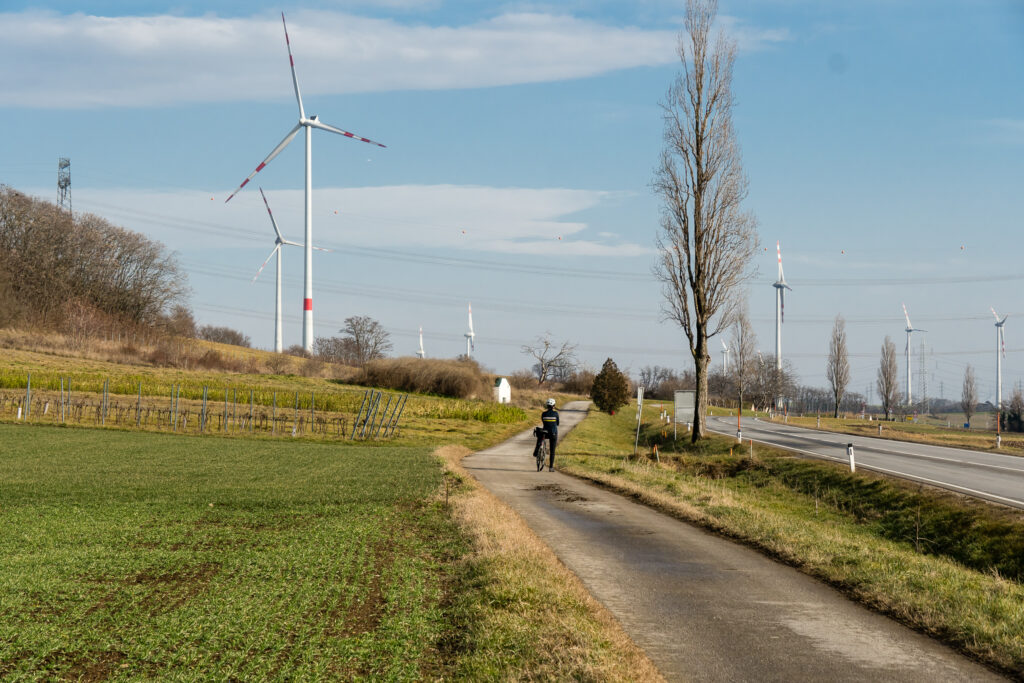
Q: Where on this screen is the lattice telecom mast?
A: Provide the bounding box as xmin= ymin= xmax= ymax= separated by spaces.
xmin=57 ymin=157 xmax=71 ymax=214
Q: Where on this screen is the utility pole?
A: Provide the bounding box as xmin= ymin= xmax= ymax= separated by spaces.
xmin=57 ymin=157 xmax=71 ymax=214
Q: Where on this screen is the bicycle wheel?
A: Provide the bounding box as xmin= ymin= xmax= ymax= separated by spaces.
xmin=536 ymin=440 xmax=547 ymax=471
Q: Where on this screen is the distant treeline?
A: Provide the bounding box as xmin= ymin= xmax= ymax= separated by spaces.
xmin=0 ymin=185 xmax=188 ymax=336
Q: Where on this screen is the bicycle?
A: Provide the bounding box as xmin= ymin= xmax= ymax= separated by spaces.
xmin=533 ymin=427 xmax=549 ymax=472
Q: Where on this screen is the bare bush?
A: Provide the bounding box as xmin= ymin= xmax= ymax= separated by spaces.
xmin=198 ymin=325 xmax=251 ymax=347
xmin=355 ymin=357 xmax=490 ymax=399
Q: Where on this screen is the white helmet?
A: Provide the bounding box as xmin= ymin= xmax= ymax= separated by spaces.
xmin=546 ymin=398 xmax=556 ymax=407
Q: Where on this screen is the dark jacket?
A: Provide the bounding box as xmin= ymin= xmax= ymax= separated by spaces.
xmin=541 ymin=408 xmax=559 ymax=436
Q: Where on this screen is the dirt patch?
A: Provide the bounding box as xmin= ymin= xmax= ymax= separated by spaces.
xmin=533 ymin=484 xmax=589 ymax=503
xmin=337 ymin=543 xmax=391 ymax=638
xmin=62 ymin=650 xmax=127 ymax=682
xmin=125 ymin=562 xmax=220 ymax=615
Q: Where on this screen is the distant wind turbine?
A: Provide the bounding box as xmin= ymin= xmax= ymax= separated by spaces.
xmin=465 ymin=304 xmax=475 ymax=358
xmin=252 ymin=187 xmax=329 ymax=353
xmin=992 ymin=307 xmax=1008 ymax=413
xmin=226 ymin=13 xmax=386 ymax=353
xmin=902 ymin=303 xmax=926 ymax=406
xmin=773 ymin=241 xmax=792 ymax=371
xmin=721 ymin=339 xmax=730 ymax=374
xmin=416 ymin=326 xmax=426 ymax=359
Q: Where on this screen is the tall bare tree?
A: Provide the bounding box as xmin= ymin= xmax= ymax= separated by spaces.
xmin=654 ymin=0 xmax=759 ymax=442
xmin=961 ymin=364 xmax=978 ymax=427
xmin=826 ymin=315 xmax=850 ymax=418
xmin=877 ymin=336 xmax=901 ymax=420
xmin=729 ymin=303 xmax=758 ymax=415
xmin=340 ymin=316 xmax=392 ymax=366
xmin=521 ymin=333 xmax=578 ymax=385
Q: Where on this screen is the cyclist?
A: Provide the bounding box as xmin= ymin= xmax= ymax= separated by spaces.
xmin=533 ymin=398 xmax=559 ymax=471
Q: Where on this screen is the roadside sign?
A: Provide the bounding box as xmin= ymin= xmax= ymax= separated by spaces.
xmin=674 ymin=390 xmax=695 ymax=425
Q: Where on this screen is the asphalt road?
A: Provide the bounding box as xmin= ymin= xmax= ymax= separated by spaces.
xmin=463 ymin=402 xmax=1003 ymax=682
xmin=706 ymin=415 xmax=1024 ymax=509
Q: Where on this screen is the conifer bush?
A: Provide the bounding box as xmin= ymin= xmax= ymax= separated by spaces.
xmin=591 ymin=358 xmax=628 ymax=414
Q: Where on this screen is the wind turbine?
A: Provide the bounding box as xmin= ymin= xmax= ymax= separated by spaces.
xmin=902 ymin=303 xmax=926 ymax=406
xmin=226 ymin=13 xmax=386 ymax=353
xmin=416 ymin=326 xmax=426 ymax=359
xmin=773 ymin=241 xmax=792 ymax=371
xmin=721 ymin=339 xmax=731 ymax=374
xmin=253 ymin=188 xmax=300 ymax=353
xmin=465 ymin=304 xmax=475 ymax=358
xmin=992 ymin=307 xmax=1007 ymax=414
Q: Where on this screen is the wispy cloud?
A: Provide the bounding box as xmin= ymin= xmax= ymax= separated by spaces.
xmin=0 ymin=9 xmax=786 ymax=108
xmin=67 ymin=184 xmax=651 ymax=256
xmin=984 ymin=118 xmax=1024 ymax=144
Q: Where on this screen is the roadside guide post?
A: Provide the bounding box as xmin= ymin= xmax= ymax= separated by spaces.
xmin=633 ymin=386 xmax=644 ymax=456
xmin=847 ymin=443 xmax=856 ymax=473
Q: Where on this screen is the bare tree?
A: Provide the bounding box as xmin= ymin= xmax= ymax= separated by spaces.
xmin=729 ymin=303 xmax=758 ymax=415
xmin=826 ymin=315 xmax=850 ymax=418
xmin=521 ymin=333 xmax=578 ymax=385
xmin=877 ymin=336 xmax=901 ymax=420
xmin=198 ymin=325 xmax=251 ymax=347
xmin=340 ymin=316 xmax=392 ymax=366
xmin=961 ymin=364 xmax=978 ymax=427
xmin=654 ymin=0 xmax=759 ymax=442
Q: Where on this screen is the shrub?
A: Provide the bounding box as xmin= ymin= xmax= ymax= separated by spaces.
xmin=355 ymin=357 xmax=491 ymax=399
xmin=508 ymin=369 xmax=538 ymax=390
xmin=561 ymin=367 xmax=596 ymax=396
xmin=592 ymin=358 xmax=629 ymax=414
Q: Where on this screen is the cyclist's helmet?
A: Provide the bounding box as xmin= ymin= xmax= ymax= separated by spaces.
xmin=546 ymin=398 xmax=556 ymax=407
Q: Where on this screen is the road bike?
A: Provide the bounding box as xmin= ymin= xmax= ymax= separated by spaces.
xmin=533 ymin=427 xmax=549 ymax=472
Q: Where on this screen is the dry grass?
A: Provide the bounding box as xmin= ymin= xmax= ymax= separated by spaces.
xmin=356 ymin=357 xmax=492 ymax=399
xmin=435 ymin=445 xmax=664 ymax=681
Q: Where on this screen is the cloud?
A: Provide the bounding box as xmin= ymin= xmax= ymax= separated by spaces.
xmin=66 ymin=184 xmax=652 ymax=256
xmin=0 ymin=9 xmax=786 ymax=108
xmin=984 ymin=119 xmax=1024 ymax=144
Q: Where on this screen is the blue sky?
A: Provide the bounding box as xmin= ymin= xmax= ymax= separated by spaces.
xmin=2 ymin=0 xmax=1023 ymax=406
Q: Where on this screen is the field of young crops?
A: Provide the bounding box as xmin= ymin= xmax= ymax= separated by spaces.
xmin=0 ymin=424 xmax=468 ymax=680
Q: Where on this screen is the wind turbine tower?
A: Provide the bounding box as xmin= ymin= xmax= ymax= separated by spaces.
xmin=992 ymin=307 xmax=1008 ymax=414
xmin=252 ymin=188 xmax=303 ymax=353
xmin=416 ymin=326 xmax=426 ymax=359
xmin=902 ymin=303 xmax=926 ymax=406
xmin=226 ymin=13 xmax=386 ymax=353
xmin=465 ymin=304 xmax=475 ymax=358
xmin=773 ymin=241 xmax=792 ymax=370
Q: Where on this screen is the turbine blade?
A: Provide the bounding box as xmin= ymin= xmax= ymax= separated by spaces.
xmin=281 ymin=239 xmax=303 ymax=247
xmin=259 ymin=187 xmax=284 ymax=241
xmin=281 ymin=13 xmax=305 ymax=120
xmin=252 ymin=245 xmax=281 ymax=283
xmin=306 ymin=118 xmax=386 ymax=148
xmin=312 ymin=245 xmax=333 ymax=252
xmin=991 ymin=306 xmax=1000 ymax=321
xmin=902 ymin=303 xmax=912 ymax=329
xmin=225 ymin=124 xmax=302 ymax=203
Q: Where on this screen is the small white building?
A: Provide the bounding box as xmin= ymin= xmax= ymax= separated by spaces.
xmin=493 ymin=377 xmax=511 ymax=404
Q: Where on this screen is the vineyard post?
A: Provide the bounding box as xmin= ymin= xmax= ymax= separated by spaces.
xmin=60 ymin=377 xmax=65 ymax=423
xmin=310 ymin=392 xmax=315 ymax=431
xmin=25 ymin=373 xmax=31 ymax=420
xmin=136 ymin=381 xmax=142 ymax=427
xmin=232 ymin=389 xmax=237 ymax=431
xmin=373 ymin=394 xmax=394 ymax=438
xmin=350 ymin=390 xmax=370 ymax=440
xmin=223 ymin=388 xmax=228 ymax=433
xmin=272 ymin=392 xmax=277 ymax=434
xmin=249 ymin=390 xmax=254 ymax=433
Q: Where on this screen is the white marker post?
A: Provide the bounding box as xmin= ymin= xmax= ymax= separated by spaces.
xmin=847 ymin=443 xmax=856 ymax=473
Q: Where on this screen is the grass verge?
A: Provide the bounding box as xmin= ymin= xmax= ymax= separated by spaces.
xmin=558 ymin=408 xmax=1024 ymax=678
xmin=433 ymin=445 xmax=664 ymax=681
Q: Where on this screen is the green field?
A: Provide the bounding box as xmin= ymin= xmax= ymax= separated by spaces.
xmin=0 ymin=424 xmax=465 ymax=680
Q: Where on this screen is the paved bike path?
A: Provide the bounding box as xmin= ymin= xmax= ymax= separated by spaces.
xmin=462 ymin=402 xmax=1003 ymax=682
